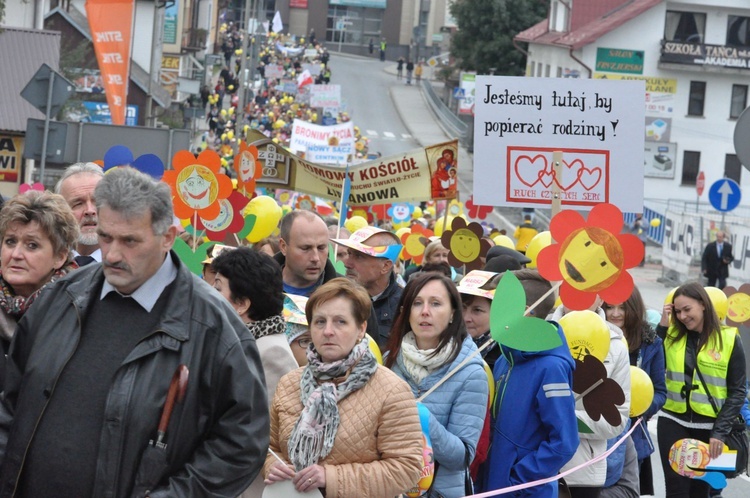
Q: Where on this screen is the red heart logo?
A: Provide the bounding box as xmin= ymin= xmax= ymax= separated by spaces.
xmin=538 ymin=169 xmax=554 ymax=188
xmin=553 ymin=159 xmax=584 ymax=190
xmin=514 ymin=154 xmax=548 ymax=188
xmin=578 ymin=167 xmax=602 ymax=190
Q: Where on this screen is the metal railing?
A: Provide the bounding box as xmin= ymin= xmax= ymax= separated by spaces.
xmin=421 ymin=79 xmax=469 ymax=143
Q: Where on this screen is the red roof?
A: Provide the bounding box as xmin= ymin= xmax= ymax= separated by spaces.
xmin=516 ymin=0 xmax=662 ymax=50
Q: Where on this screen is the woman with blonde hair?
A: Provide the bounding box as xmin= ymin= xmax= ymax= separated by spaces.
xmin=0 ymin=191 xmax=78 ymax=351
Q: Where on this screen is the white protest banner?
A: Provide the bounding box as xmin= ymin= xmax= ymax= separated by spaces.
xmin=307 ymin=147 xmax=350 ymax=165
xmin=302 ymin=63 xmax=322 ymax=76
xmin=473 ymin=76 xmax=645 ymax=212
xmin=265 ymin=64 xmax=284 ymax=79
xmin=290 ymin=119 xmax=354 ymax=154
xmin=304 ymin=48 xmax=318 ymax=58
xmin=310 ymin=84 xmax=342 ymax=108
xmin=662 ymin=210 xmax=697 ymax=276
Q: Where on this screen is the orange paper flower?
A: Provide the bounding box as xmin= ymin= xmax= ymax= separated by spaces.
xmin=401 ymin=224 xmax=435 ymax=265
xmin=163 ymin=150 xmax=233 ymax=220
xmin=537 ymin=204 xmax=643 ymax=310
xmin=234 ymin=141 xmax=263 ymax=194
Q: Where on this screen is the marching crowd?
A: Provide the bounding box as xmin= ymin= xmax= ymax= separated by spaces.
xmin=0 ymin=160 xmax=745 ymax=498
xmin=0 ymin=24 xmax=746 ymax=498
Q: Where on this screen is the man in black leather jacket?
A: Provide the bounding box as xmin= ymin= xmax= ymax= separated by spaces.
xmin=0 ymin=168 xmax=269 ymax=497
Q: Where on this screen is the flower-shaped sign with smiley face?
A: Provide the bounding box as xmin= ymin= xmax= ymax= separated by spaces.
xmin=723 ymin=284 xmax=750 ymax=327
xmin=440 ymin=217 xmax=492 ymax=272
xmin=401 ymin=223 xmax=435 ymax=265
xmin=388 ymin=203 xmax=415 ymax=230
xmin=194 ymin=191 xmax=251 ymax=242
xmin=537 ymin=204 xmax=644 ymax=311
xmin=163 ymin=149 xmax=234 ymax=221
xmin=233 ymin=141 xmax=263 ymax=195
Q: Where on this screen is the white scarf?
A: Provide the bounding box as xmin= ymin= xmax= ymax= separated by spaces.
xmin=400 ymin=331 xmax=455 ymax=385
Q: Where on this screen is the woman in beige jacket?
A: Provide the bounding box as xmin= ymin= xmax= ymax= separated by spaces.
xmin=264 ymin=278 xmax=424 ymax=498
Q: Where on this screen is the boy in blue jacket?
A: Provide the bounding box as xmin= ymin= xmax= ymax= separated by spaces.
xmin=483 ymin=270 xmax=579 ymax=497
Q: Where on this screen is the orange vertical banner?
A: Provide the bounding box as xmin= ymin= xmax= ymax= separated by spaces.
xmin=85 ymin=0 xmax=134 ymax=126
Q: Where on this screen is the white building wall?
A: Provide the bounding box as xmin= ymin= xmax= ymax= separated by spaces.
xmin=526 ymin=0 xmax=750 ymax=209
xmin=4 ymin=0 xmax=39 ymax=28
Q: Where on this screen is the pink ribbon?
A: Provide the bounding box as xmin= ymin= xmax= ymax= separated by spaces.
xmin=465 ymin=418 xmax=643 ymax=497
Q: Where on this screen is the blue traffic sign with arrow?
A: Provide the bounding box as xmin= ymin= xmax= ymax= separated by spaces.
xmin=708 ymin=178 xmax=741 ymax=212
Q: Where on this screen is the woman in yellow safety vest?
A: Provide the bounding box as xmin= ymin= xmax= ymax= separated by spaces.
xmin=656 ymin=281 xmax=746 ymax=498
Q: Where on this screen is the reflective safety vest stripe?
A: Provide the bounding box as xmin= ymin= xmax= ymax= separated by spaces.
xmin=663 ymin=327 xmax=735 ymax=417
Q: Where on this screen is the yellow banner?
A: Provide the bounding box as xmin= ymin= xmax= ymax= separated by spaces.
xmin=247 ymin=130 xmax=458 ymax=205
xmin=594 ymin=73 xmax=677 ymax=94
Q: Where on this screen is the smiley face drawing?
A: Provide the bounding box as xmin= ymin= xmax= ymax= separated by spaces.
xmin=727 ymin=292 xmax=750 ymax=324
xmin=177 ymin=165 xmax=218 ymax=210
xmin=440 ymin=217 xmax=491 ymax=271
xmin=237 ymin=150 xmax=257 ymax=183
xmin=558 ymin=227 xmax=624 ymax=292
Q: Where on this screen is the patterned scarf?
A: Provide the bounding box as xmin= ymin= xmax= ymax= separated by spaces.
xmin=400 ymin=331 xmax=455 ymax=385
xmin=246 ymin=314 xmax=286 ymax=340
xmin=287 ymin=338 xmax=378 ymax=471
xmin=0 ymin=264 xmax=73 ymax=318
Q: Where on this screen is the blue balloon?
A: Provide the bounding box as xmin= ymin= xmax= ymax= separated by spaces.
xmin=133 ymin=154 xmax=165 ymax=179
xmin=103 ymin=145 xmax=133 ymax=171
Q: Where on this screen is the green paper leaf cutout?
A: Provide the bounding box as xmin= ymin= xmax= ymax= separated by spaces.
xmin=173 ymin=238 xmax=216 ymax=276
xmin=490 ymin=271 xmax=563 ymax=352
xmin=577 ymin=417 xmax=594 ymax=434
xmin=237 ymin=214 xmax=257 ymax=240
xmin=329 ymin=244 xmax=346 ymax=275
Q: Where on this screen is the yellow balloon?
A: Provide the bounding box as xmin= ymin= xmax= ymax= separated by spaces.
xmin=220 ymin=109 xmax=227 ymax=116
xmin=650 ymin=218 xmax=661 ymax=228
xmin=629 ymin=366 xmax=654 ymax=417
xmin=705 ymin=286 xmax=728 ymax=322
xmin=525 ymin=231 xmax=552 ymax=269
xmin=344 ymin=215 xmax=368 ymax=234
xmin=226 ymin=130 xmax=234 ymax=140
xmin=366 ymin=334 xmax=382 ymax=365
xmin=558 ymin=310 xmax=610 ymax=362
xmin=664 ymin=287 xmax=678 ymax=304
xmin=412 ymin=206 xmax=423 ymax=219
xmin=492 ymin=234 xmax=515 ymax=249
xmin=244 ymin=195 xmax=282 ymax=243
xmin=483 ymin=361 xmax=495 ymax=406
xmin=433 ymin=216 xmax=454 ymax=237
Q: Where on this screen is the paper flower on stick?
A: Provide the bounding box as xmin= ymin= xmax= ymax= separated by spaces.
xmin=537 ymin=204 xmax=643 ymax=311
xmin=103 ymin=145 xmax=165 ymax=179
xmin=723 ymin=284 xmax=750 ymax=327
xmin=440 ymin=217 xmax=492 ymax=271
xmin=233 ymin=141 xmax=263 ymax=194
xmin=489 ymin=271 xmax=561 ymax=352
xmin=573 ymin=355 xmax=626 ymax=426
xmin=401 ymin=224 xmax=435 ymax=265
xmin=295 ymin=194 xmax=314 ymax=211
xmin=163 ymin=150 xmax=233 ymax=220
xmin=388 ymin=203 xmax=415 ymax=226
xmin=465 ymin=196 xmax=493 ymax=220
xmin=194 ymin=191 xmax=250 ymax=241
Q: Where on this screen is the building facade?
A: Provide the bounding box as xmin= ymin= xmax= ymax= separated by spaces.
xmin=516 ymin=0 xmax=750 ymax=211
